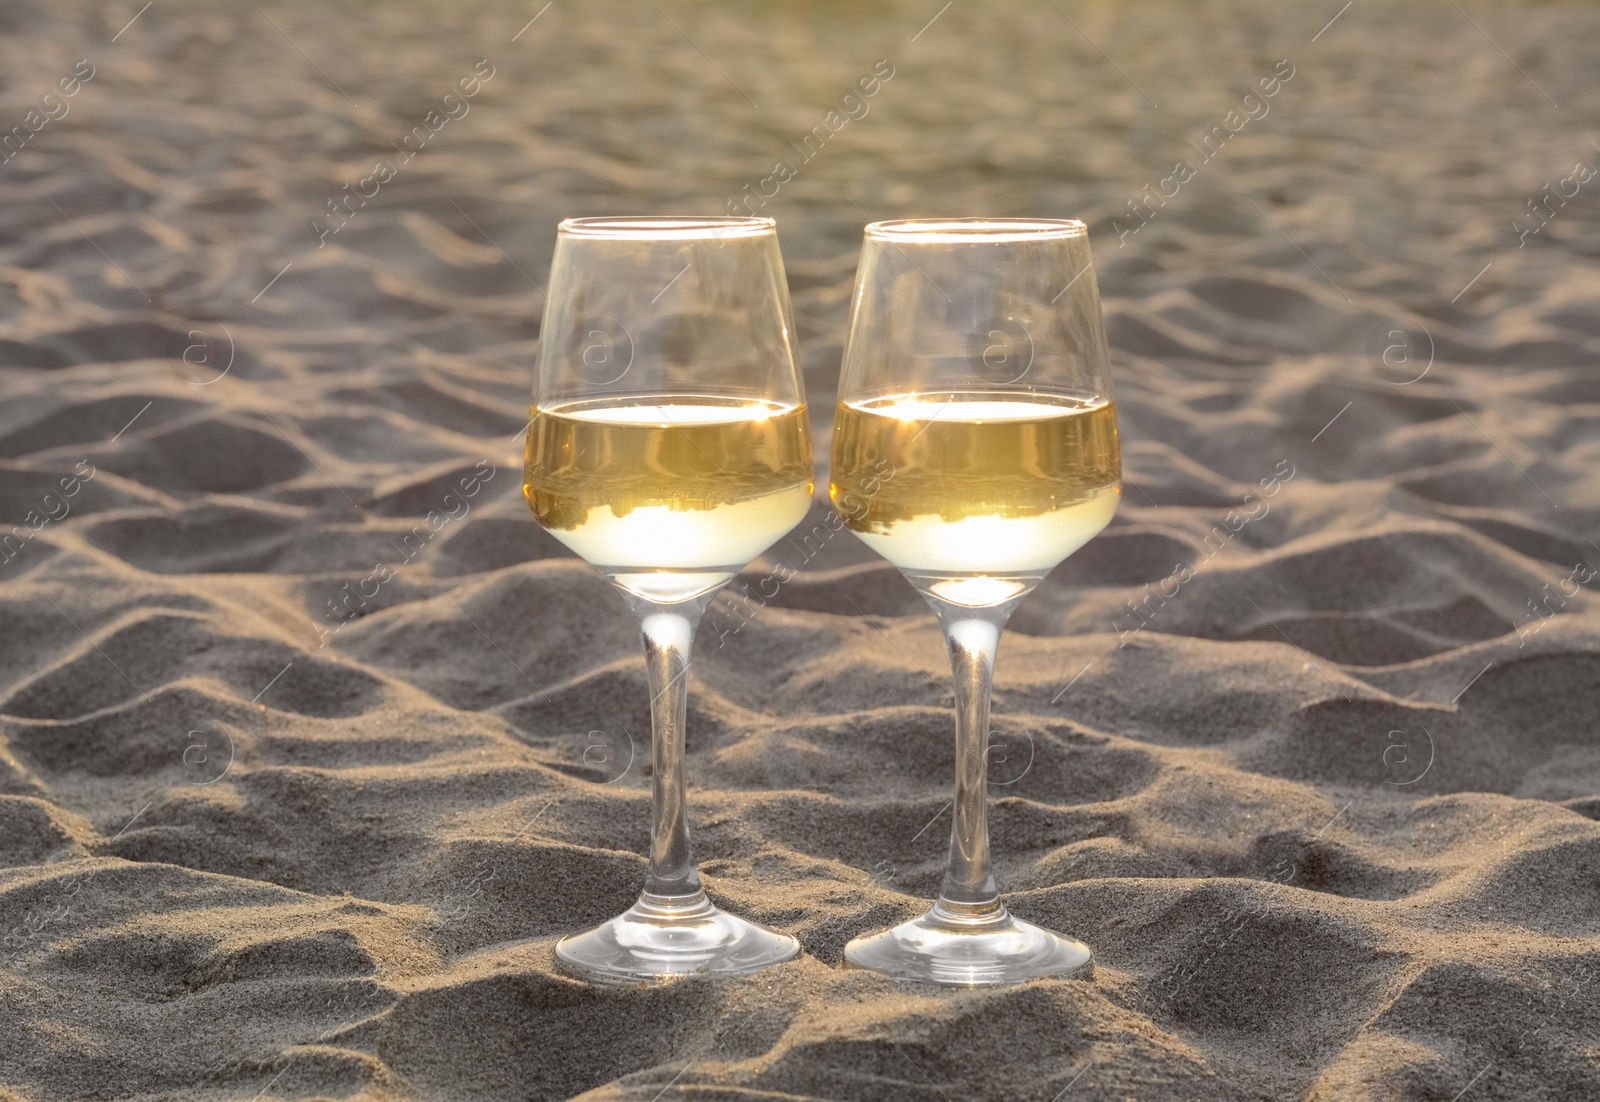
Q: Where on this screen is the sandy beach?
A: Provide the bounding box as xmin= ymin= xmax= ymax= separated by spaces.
xmin=1 ymin=0 xmax=1598 ymax=1099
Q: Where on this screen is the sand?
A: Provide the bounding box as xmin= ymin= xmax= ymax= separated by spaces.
xmin=1 ymin=0 xmax=1598 ymax=1098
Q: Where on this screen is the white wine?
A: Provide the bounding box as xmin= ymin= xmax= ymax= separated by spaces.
xmin=830 ymin=392 xmax=1120 ymax=585
xmin=525 ymin=397 xmax=813 ymax=591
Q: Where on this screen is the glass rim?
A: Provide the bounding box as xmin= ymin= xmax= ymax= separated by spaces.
xmin=864 ymin=217 xmax=1088 ymax=243
xmin=558 ymin=215 xmax=777 ymax=240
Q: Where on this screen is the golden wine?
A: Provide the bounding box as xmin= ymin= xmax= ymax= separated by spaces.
xmin=525 ymin=396 xmax=813 ymax=574
xmin=830 ymin=392 xmax=1120 ymax=577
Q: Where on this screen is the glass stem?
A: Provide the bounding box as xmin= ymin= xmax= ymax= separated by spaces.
xmin=936 ymin=613 xmax=1006 ymax=916
xmin=638 ymin=608 xmax=705 ymax=901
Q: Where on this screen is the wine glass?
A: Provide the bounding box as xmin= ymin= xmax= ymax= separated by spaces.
xmin=525 ymin=216 xmax=812 ymax=983
xmin=830 ymin=218 xmax=1121 ymax=985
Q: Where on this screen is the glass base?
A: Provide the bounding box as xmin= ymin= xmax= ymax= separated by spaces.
xmin=554 ymin=889 xmax=800 ymax=985
xmin=843 ymin=901 xmax=1092 ymax=987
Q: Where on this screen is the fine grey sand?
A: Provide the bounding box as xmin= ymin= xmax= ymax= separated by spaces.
xmin=2 ymin=1 xmax=1598 ymax=1099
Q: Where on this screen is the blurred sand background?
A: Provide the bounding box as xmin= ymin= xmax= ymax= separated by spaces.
xmin=1 ymin=0 xmax=1598 ymax=1099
